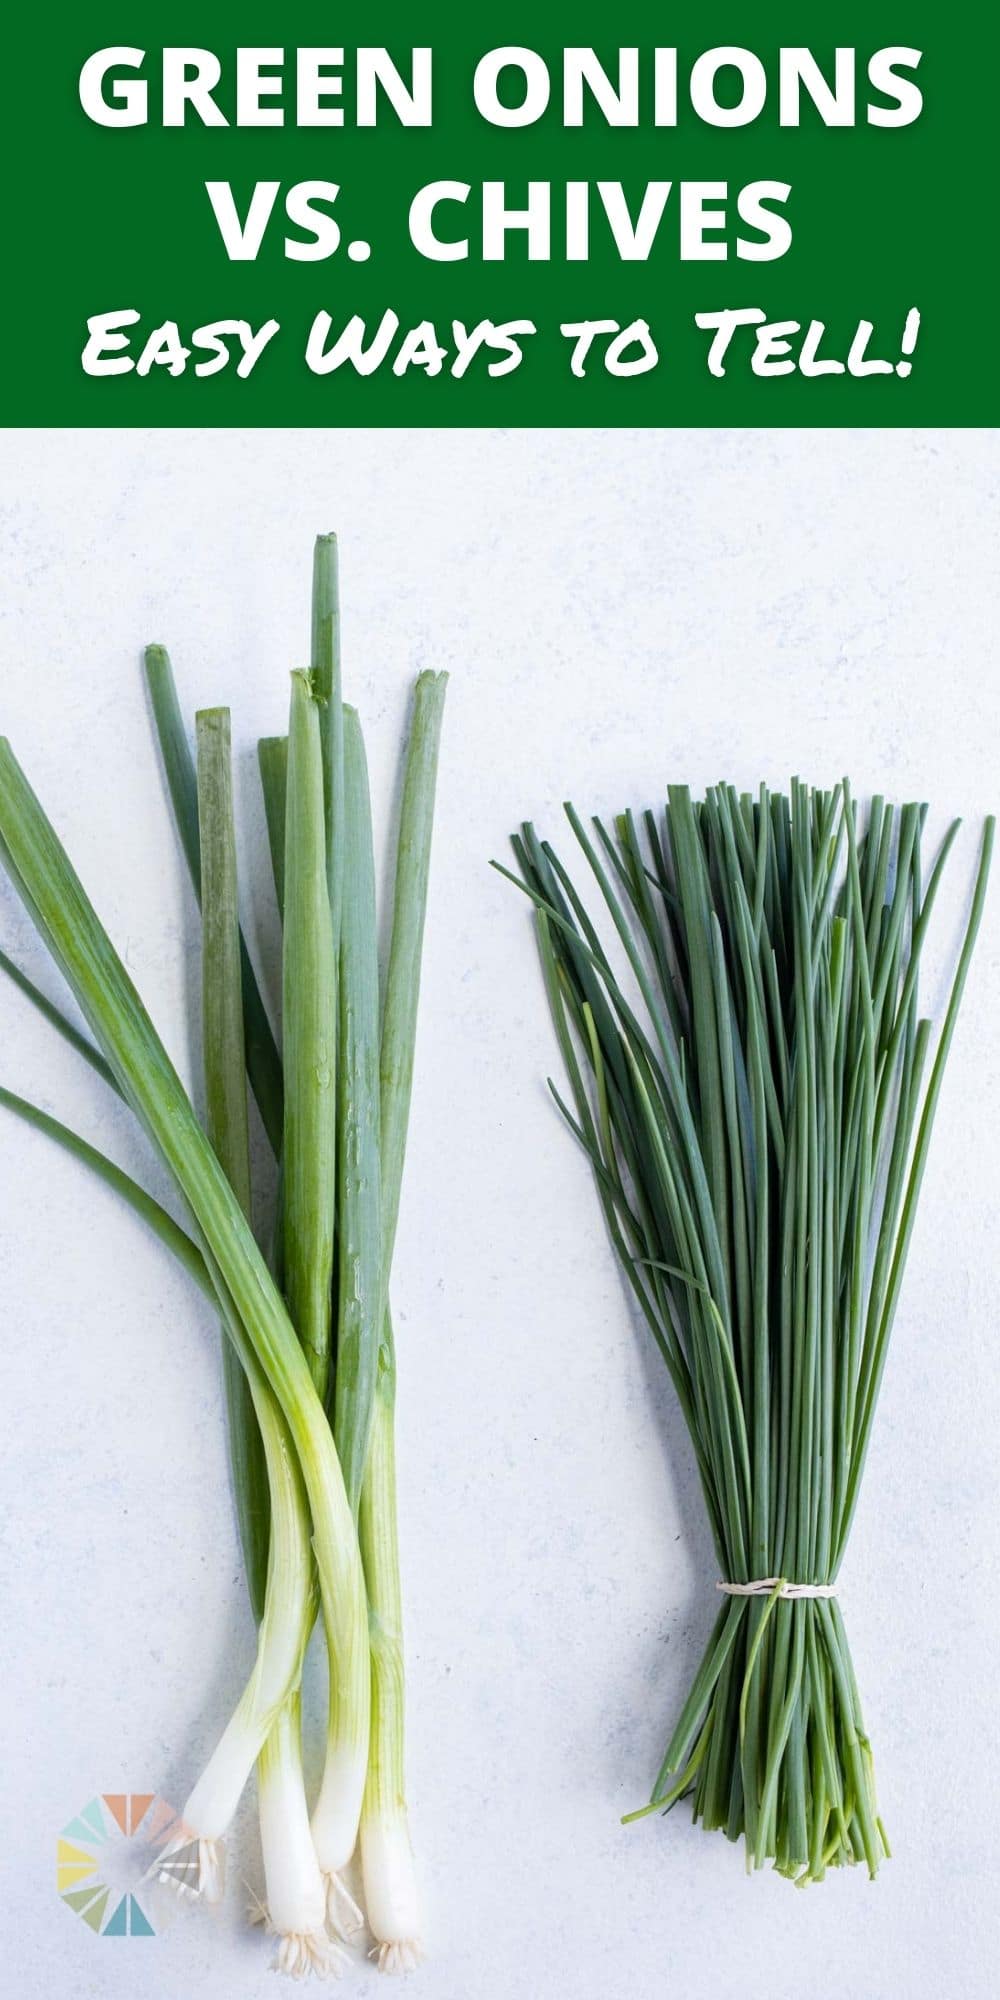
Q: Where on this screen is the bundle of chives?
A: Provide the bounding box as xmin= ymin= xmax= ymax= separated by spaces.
xmin=0 ymin=537 xmax=446 ymax=1973
xmin=504 ymin=782 xmax=992 ymax=1880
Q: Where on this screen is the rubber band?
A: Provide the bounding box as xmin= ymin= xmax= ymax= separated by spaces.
xmin=717 ymin=1577 xmax=838 ymax=1600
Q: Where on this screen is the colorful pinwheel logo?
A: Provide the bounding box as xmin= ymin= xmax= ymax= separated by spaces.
xmin=56 ymin=1792 xmax=178 ymax=1937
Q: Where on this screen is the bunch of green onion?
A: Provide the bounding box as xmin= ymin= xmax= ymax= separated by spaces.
xmin=0 ymin=537 xmax=446 ymax=1974
xmin=503 ymin=781 xmax=991 ymax=1881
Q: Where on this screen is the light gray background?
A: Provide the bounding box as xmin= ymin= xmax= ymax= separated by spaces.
xmin=0 ymin=429 xmax=997 ymax=1998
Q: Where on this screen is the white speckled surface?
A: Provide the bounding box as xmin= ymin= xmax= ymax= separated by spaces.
xmin=0 ymin=428 xmax=998 ymax=1997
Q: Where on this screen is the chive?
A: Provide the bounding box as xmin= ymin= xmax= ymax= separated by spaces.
xmin=196 ymin=706 xmax=270 ymax=1624
xmin=144 ymin=645 xmax=284 ymax=1156
xmin=837 ymin=813 xmax=995 ymax=1557
xmin=282 ymin=674 xmax=337 ymax=1403
xmin=506 ymin=784 xmax=992 ymax=1881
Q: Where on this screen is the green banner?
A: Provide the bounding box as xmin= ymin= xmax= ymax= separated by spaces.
xmin=5 ymin=3 xmax=995 ymax=424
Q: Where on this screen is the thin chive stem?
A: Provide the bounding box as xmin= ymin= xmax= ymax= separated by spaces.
xmin=505 ymin=782 xmax=991 ymax=1880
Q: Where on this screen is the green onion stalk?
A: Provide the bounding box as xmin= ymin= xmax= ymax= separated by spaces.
xmin=0 ymin=1069 xmax=316 ymax=1926
xmin=167 ymin=1353 xmax=317 ymax=1913
xmin=0 ymin=704 xmax=310 ymax=1917
xmin=505 ymin=783 xmax=992 ymax=1881
xmin=0 ymin=1061 xmax=334 ymax=1964
xmin=144 ymin=645 xmax=284 ymax=1157
xmin=140 ymin=652 xmax=339 ymax=1949
xmin=255 ymin=1694 xmax=336 ymax=1976
xmin=357 ymin=671 xmax=446 ymax=1972
xmin=292 ymin=538 xmax=377 ymax=1931
xmin=146 ymin=592 xmax=366 ymax=1950
xmin=0 ymin=737 xmax=371 ymax=1924
xmin=0 ymin=539 xmax=447 ymax=1973
xmin=194 ymin=704 xmax=341 ymax=1973
xmin=270 ymin=542 xmax=375 ymax=1939
xmin=265 ymin=667 xmax=447 ymax=1958
xmin=0 ymin=700 xmax=340 ymax=1970
xmin=309 ymin=702 xmax=383 ymax=1928
xmin=281 ymin=662 xmax=376 ymax=1942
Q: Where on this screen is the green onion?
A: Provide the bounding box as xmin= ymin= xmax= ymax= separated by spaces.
xmin=0 ymin=945 xmax=117 ymax=1093
xmin=310 ymin=704 xmax=383 ymax=1908
xmin=332 ymin=706 xmax=382 ymax=1507
xmin=0 ymin=963 xmax=316 ymax=1919
xmin=258 ymin=736 xmax=288 ymax=921
xmin=311 ymin=533 xmax=346 ymax=942
xmin=0 ymin=1055 xmax=315 ymax=1921
xmin=255 ymin=731 xmax=289 ymax=1300
xmin=255 ymin=1694 xmax=342 ymax=1977
xmin=0 ymin=1082 xmax=206 ymax=1288
xmin=279 ymin=672 xmax=377 ymax=1936
xmin=0 ymin=734 xmax=371 ymax=1892
xmin=197 ymin=706 xmax=334 ymax=1962
xmin=359 ymin=670 xmax=447 ymax=1972
xmin=282 ymin=674 xmax=337 ymax=1405
xmin=506 ymin=783 xmax=992 ymax=1881
xmin=0 ymin=541 xmax=447 ymax=1972
xmin=163 ymin=1361 xmax=315 ymax=1903
xmin=144 ymin=645 xmax=284 ymax=1155
xmin=378 ymin=673 xmax=449 ymax=1271
xmin=196 ymin=708 xmax=269 ymax=1617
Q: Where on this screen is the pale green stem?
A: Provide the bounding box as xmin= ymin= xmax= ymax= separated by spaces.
xmin=359 ymin=671 xmax=447 ymax=1965
xmin=0 ymin=738 xmax=370 ymax=1876
xmin=282 ymin=674 xmax=337 ymax=1402
xmin=197 ymin=706 xmax=270 ymax=1618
